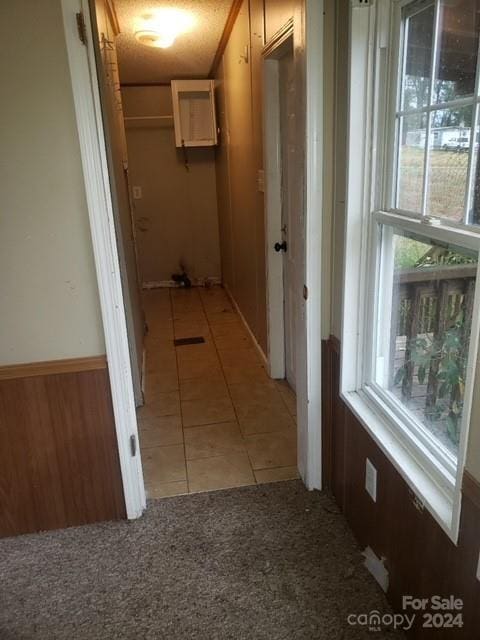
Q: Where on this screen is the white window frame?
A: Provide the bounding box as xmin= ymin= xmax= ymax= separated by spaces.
xmin=342 ymin=0 xmax=480 ymax=541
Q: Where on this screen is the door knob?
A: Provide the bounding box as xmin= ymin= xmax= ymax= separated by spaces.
xmin=274 ymin=241 xmax=287 ymax=252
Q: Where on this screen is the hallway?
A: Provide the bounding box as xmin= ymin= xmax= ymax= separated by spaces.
xmin=138 ymin=286 xmax=298 ymax=497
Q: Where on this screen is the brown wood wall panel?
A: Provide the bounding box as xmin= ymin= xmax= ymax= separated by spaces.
xmin=322 ymin=337 xmax=480 ymax=638
xmin=322 ymin=336 xmax=345 ymax=508
xmin=0 ymin=364 xmax=125 ymax=537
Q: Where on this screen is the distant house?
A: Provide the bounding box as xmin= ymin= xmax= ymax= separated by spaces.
xmin=406 ymin=125 xmax=471 ymax=149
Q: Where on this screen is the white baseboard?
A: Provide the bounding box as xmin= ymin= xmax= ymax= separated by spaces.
xmin=142 ymin=280 xmax=176 ymax=289
xmin=142 ymin=276 xmax=222 ymax=290
xmin=139 ymin=345 xmax=146 ymax=407
xmin=223 ymin=284 xmax=269 ymax=368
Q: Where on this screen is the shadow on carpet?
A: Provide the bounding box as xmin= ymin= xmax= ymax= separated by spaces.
xmin=0 ymin=480 xmax=404 ymax=639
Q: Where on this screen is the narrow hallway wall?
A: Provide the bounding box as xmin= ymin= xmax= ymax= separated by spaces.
xmin=214 ymin=0 xmax=269 ymax=354
xmin=121 ymin=86 xmax=221 ymax=287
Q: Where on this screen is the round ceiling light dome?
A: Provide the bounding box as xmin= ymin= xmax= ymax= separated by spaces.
xmin=135 ymin=30 xmax=175 ymax=49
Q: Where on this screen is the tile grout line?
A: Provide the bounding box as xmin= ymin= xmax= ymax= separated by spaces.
xmin=200 ymin=288 xmax=298 ymax=477
xmin=141 ymin=290 xmax=184 ymax=496
xmin=170 ymin=287 xmax=190 ymax=494
xmin=142 ymin=287 xmax=297 ymax=492
xmin=198 ymin=286 xmax=259 ymax=485
xmin=275 ymin=381 xmax=298 ymax=420
xmin=277 ymin=390 xmax=297 ymax=422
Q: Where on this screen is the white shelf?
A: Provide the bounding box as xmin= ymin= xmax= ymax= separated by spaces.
xmin=123 ymin=115 xmax=173 ymax=121
xmin=123 ymin=115 xmax=174 ymax=130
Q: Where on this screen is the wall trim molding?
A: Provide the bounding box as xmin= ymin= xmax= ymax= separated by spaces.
xmin=142 ymin=277 xmax=222 ymax=290
xmin=209 ymin=0 xmax=243 ymax=78
xmin=105 ymin=0 xmax=120 ymax=37
xmin=0 ymin=356 xmax=107 ymax=381
xmin=462 ymin=470 xmax=480 ymax=510
xmin=262 ymin=18 xmax=294 ymax=58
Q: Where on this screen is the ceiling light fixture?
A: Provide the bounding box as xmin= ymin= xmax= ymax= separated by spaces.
xmin=135 ymin=8 xmax=195 ymax=49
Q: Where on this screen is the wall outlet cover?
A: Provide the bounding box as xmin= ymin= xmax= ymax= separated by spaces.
xmin=365 ymin=458 xmax=377 ymax=502
xmin=363 ymin=546 xmax=389 ymax=592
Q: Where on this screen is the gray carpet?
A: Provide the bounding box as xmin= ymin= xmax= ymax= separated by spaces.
xmin=0 ymin=481 xmax=403 ymax=639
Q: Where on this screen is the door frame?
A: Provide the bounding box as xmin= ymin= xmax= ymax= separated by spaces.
xmin=88 ymin=1 xmax=144 ymax=407
xmin=263 ymin=1 xmax=324 ymax=490
xmin=263 ymin=22 xmax=293 ymax=380
xmin=62 ymin=0 xmax=145 ymax=519
xmin=61 ymin=0 xmax=325 ymax=516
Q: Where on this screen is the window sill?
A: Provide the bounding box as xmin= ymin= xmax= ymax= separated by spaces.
xmin=341 ymin=389 xmax=458 ymax=542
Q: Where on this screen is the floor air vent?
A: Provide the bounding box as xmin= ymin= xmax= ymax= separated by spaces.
xmin=173 ymin=336 xmax=206 ymax=346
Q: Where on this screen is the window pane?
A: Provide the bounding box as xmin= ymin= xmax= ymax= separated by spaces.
xmin=427 ymin=106 xmax=472 ymax=220
xmin=433 ymin=0 xmax=480 ymax=104
xmin=377 ymin=228 xmax=477 ymax=456
xmin=402 ymin=3 xmax=435 ymax=110
xmin=397 ymin=114 xmax=427 ymax=212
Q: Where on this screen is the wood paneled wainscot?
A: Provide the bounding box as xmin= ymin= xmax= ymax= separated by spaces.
xmin=0 ymin=356 xmax=125 ymax=537
xmin=322 ymin=336 xmax=480 ymax=638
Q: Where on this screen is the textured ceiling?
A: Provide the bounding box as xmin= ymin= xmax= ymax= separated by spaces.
xmin=114 ymin=0 xmax=233 ymax=84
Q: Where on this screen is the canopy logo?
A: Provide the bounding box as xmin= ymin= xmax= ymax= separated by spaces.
xmin=347 ymin=611 xmax=415 ymax=632
xmin=347 ymin=596 xmax=464 ymax=632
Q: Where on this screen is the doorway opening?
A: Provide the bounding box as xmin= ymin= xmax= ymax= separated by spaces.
xmin=63 ymin=0 xmax=323 ymax=512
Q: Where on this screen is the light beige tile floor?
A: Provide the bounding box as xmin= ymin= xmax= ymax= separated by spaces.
xmin=137 ymin=286 xmax=299 ymax=499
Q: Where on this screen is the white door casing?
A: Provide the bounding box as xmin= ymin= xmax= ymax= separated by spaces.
xmin=90 ymin=0 xmax=145 ymax=406
xmin=264 ymin=1 xmax=325 ymax=490
xmin=62 ymin=0 xmax=146 ymax=519
xmin=279 ymin=44 xmax=297 ymax=390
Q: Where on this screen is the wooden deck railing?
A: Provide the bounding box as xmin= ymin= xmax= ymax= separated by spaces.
xmin=391 ymin=264 xmax=476 ymax=418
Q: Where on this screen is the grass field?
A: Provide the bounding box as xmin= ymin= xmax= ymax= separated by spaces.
xmin=398 ymin=147 xmax=468 ymax=221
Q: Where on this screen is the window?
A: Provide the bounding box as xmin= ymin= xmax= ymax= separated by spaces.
xmin=395 ymin=0 xmax=480 ymax=224
xmin=372 ymin=228 xmax=478 ymax=461
xmin=344 ymin=0 xmax=480 ymax=533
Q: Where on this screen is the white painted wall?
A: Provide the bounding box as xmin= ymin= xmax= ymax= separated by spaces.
xmin=0 ymin=0 xmax=105 ymax=365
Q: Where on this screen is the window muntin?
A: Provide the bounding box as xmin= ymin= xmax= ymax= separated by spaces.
xmin=394 ymin=0 xmax=480 ymax=224
xmin=372 ymin=226 xmax=478 ymax=458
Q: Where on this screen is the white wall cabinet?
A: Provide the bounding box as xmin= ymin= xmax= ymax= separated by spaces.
xmin=171 ymin=79 xmax=218 ymax=147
